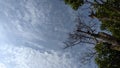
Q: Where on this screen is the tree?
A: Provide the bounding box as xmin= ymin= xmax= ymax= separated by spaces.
xmin=95 ymin=42 xmax=120 ymax=68
xmin=64 ymin=0 xmax=120 ymax=68
xmin=64 ymin=0 xmax=83 ymax=10
xmin=64 ymin=0 xmax=120 ymax=35
xmin=64 ymin=16 xmax=120 ymax=67
xmin=65 ymin=17 xmax=120 ymax=51
xmin=95 ymin=0 xmax=120 ymax=40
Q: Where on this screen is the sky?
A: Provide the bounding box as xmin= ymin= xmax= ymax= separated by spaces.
xmin=0 ymin=0 xmax=97 ymax=68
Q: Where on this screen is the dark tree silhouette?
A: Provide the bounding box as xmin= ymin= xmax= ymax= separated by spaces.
xmin=65 ymin=17 xmax=120 ymax=51
xmin=64 ymin=0 xmax=120 ymax=67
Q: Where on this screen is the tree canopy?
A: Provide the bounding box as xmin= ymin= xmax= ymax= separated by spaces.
xmin=95 ymin=42 xmax=120 ymax=68
xmin=64 ymin=0 xmax=120 ymax=68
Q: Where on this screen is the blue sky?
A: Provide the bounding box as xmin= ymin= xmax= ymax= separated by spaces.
xmin=0 ymin=0 xmax=97 ymax=68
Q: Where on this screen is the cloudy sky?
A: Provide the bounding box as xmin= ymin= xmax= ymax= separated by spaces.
xmin=0 ymin=0 xmax=97 ymax=68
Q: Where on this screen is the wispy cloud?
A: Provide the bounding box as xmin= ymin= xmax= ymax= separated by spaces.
xmin=0 ymin=0 xmax=95 ymax=68
xmin=0 ymin=44 xmax=80 ymax=68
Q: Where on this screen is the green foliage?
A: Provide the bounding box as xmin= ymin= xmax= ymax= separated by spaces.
xmin=101 ymin=20 xmax=120 ymax=39
xmin=95 ymin=43 xmax=120 ymax=68
xmin=64 ymin=0 xmax=83 ymax=10
xmin=64 ymin=0 xmax=120 ymax=39
xmin=94 ymin=1 xmax=120 ymax=67
xmin=96 ymin=0 xmax=120 ymax=39
xmin=64 ymin=0 xmax=120 ymax=68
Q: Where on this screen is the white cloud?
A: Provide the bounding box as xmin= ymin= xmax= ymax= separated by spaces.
xmin=0 ymin=0 xmax=95 ymax=68
xmin=0 ymin=44 xmax=80 ymax=68
xmin=0 ymin=63 xmax=6 ymax=68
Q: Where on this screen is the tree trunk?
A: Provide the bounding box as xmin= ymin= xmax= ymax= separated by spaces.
xmin=91 ymin=32 xmax=120 ymax=51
